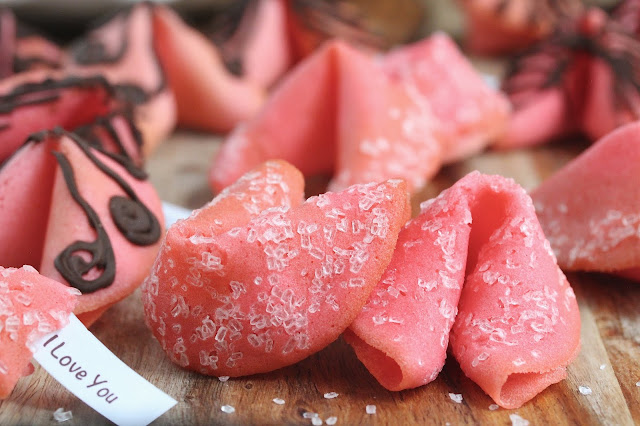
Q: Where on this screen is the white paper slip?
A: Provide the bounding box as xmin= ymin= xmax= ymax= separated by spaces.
xmin=34 ymin=314 xmax=177 ymax=426
xmin=161 ymin=201 xmax=192 ymax=228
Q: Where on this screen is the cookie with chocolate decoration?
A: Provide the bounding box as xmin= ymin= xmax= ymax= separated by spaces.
xmin=0 ymin=71 xmax=123 ymax=164
xmin=66 ymin=3 xmax=176 ymax=154
xmin=0 ymin=116 xmax=163 ymax=326
xmin=0 ymin=8 xmax=65 ymax=78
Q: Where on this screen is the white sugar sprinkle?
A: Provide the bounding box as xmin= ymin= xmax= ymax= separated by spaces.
xmin=311 ymin=417 xmax=323 ymax=426
xmin=218 ymin=376 xmax=230 ymax=382
xmin=636 ymin=381 xmax=640 ymax=387
xmin=303 ymin=412 xmax=319 ymax=419
xmin=509 ymin=413 xmax=530 ymax=426
xmin=579 ymin=386 xmax=592 ymax=395
xmin=326 ymin=416 xmax=338 ymax=425
xmin=272 ymin=398 xmax=285 ymax=405
xmin=366 ymin=404 xmax=377 ymax=414
xmin=489 ymin=404 xmax=499 ymax=411
xmin=599 ymin=364 xmax=606 ymax=370
xmin=53 ymin=408 xmax=72 ymax=423
xmin=324 ymin=392 xmax=339 ymax=399
xmin=448 ymin=393 xmax=463 ymax=403
xmin=221 ymin=405 xmax=235 ymax=414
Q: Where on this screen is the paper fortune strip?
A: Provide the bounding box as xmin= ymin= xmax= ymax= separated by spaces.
xmin=34 ymin=314 xmax=177 ymax=426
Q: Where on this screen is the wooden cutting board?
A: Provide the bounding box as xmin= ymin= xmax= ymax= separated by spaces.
xmin=1 ymin=133 xmax=639 ymax=425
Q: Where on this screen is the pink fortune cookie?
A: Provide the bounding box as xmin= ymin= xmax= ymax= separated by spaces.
xmin=143 ymin=161 xmax=411 ymax=377
xmin=0 ymin=265 xmax=79 ymax=399
xmin=0 ymin=71 xmax=120 ymax=163
xmin=497 ymin=7 xmax=640 ymax=148
xmin=65 ymin=3 xmax=176 ymax=154
xmin=458 ymin=0 xmax=582 ymax=55
xmin=152 ymin=4 xmax=265 ymax=134
xmin=211 ymin=33 xmax=508 ymax=194
xmin=532 ymin=121 xmax=640 ymax=278
xmin=0 ymin=119 xmax=163 ymax=326
xmin=346 ymin=172 xmax=581 ymax=409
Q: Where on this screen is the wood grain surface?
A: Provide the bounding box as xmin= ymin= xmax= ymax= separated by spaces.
xmin=1 ymin=134 xmax=639 ymax=425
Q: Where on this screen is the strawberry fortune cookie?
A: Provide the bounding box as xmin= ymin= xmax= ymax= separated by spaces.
xmin=532 ymin=121 xmax=640 ymax=279
xmin=0 ymin=123 xmax=163 ymax=326
xmin=346 ymin=172 xmax=581 ymax=405
xmin=152 ymin=4 xmax=265 ymax=134
xmin=448 ymin=173 xmax=580 ymax=409
xmin=0 ymin=72 xmax=120 ymax=163
xmin=66 ymin=3 xmax=176 ymax=154
xmin=344 ymin=177 xmax=472 ymax=391
xmin=143 ymin=174 xmax=410 ymax=377
xmin=382 ymin=33 xmax=511 ymax=163
xmin=211 ymin=34 xmax=510 ymax=194
xmin=0 ymin=265 xmax=79 ymax=399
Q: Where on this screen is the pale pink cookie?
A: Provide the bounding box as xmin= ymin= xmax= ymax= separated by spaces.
xmin=0 ymin=125 xmax=163 ymax=325
xmin=66 ymin=3 xmax=176 ymax=154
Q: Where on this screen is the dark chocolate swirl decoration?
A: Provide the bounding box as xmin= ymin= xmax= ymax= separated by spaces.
xmin=51 ymin=129 xmax=160 ymax=294
xmin=53 ymin=151 xmax=117 ymax=293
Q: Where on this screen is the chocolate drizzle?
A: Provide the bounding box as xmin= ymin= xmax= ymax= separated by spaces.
xmin=45 ymin=127 xmax=160 ymax=294
xmin=69 ymin=4 xmax=167 ymax=102
xmin=0 ymin=75 xmax=114 ymax=116
xmin=53 ymin=150 xmax=116 ymax=293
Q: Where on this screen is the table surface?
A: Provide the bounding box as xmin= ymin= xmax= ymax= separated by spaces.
xmin=1 ymin=131 xmax=639 ymax=425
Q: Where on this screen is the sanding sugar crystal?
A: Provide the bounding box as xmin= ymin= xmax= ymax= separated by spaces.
xmin=366 ymin=405 xmax=377 ymax=415
xmin=53 ymin=408 xmax=72 ymax=423
xmin=324 ymin=392 xmax=339 ymax=399
xmin=448 ymin=393 xmax=463 ymax=403
xmin=509 ymin=413 xmax=530 ymax=426
xmin=218 ymin=376 xmax=230 ymax=382
xmin=579 ymin=386 xmax=592 ymax=395
xmin=599 ymin=364 xmax=606 ymax=370
xmin=303 ymin=412 xmax=319 ymax=419
xmin=272 ymin=398 xmax=285 ymax=405
xmin=311 ymin=417 xmax=323 ymax=426
xmin=221 ymin=405 xmax=235 ymax=414
xmin=489 ymin=404 xmax=499 ymax=411
xmin=636 ymin=381 xmax=640 ymax=387
xmin=326 ymin=416 xmax=338 ymax=425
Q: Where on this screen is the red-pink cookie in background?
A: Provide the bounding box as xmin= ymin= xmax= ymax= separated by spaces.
xmin=532 ymin=121 xmax=640 ymax=280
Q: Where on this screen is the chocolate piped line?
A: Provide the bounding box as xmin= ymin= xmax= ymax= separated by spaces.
xmin=69 ymin=133 xmax=161 ymax=246
xmin=53 ymin=150 xmax=116 ymax=294
xmin=0 ymin=75 xmax=114 ymax=116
